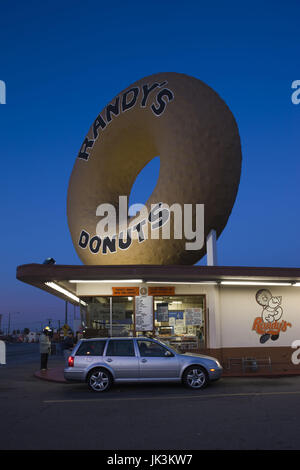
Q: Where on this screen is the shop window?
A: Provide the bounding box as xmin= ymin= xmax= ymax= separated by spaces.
xmin=154 ymin=295 xmax=205 ymax=350
xmin=80 ymin=296 xmax=134 ymax=337
xmin=106 ymin=339 xmax=135 ymax=357
xmin=112 ymin=297 xmax=134 ymax=336
xmin=79 ymin=294 xmax=205 ymax=350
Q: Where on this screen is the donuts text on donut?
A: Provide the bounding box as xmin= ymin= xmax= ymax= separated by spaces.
xmin=78 ymin=198 xmax=205 ymax=256
xmin=78 ymin=80 xmax=174 ymax=161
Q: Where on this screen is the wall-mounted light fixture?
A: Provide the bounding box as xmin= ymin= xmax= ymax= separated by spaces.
xmin=45 ymin=282 xmax=87 ymax=306
xmin=68 ymin=279 xmax=143 ymax=284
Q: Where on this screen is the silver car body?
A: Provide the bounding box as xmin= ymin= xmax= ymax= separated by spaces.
xmin=64 ymin=337 xmax=223 ymax=385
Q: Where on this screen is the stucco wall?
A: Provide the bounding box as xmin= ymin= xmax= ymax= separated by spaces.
xmin=218 ymin=286 xmax=300 ymax=348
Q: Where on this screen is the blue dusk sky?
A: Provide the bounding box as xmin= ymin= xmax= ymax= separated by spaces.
xmin=0 ymin=0 xmax=299 ymax=331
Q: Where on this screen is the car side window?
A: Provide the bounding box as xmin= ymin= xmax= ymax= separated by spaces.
xmin=76 ymin=340 xmax=106 ymax=356
xmin=138 ymin=340 xmax=174 ymax=358
xmin=106 ymin=340 xmax=135 ymax=357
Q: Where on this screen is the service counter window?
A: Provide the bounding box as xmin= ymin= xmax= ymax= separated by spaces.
xmin=79 ymin=296 xmax=134 ymax=337
xmin=111 ymin=297 xmax=134 ymax=337
xmin=154 ymin=295 xmax=206 ymax=350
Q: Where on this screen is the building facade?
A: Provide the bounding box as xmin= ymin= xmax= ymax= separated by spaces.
xmin=17 ymin=264 xmax=300 ymax=374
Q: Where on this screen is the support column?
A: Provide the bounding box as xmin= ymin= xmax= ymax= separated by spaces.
xmin=206 ymin=229 xmax=217 ymax=266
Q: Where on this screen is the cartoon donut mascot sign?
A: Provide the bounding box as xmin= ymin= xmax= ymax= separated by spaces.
xmin=67 ymin=72 xmax=242 ymax=266
xmin=252 ymin=289 xmax=292 ymax=344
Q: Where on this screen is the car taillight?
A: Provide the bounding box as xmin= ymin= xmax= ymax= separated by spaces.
xmin=68 ymin=356 xmax=74 ymax=367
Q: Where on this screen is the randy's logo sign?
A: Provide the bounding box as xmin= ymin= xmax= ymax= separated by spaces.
xmin=252 ymin=289 xmax=292 ymax=343
xmin=78 ymin=80 xmax=174 ymax=161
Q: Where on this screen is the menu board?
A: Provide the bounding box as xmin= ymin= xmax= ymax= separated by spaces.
xmin=135 ymin=296 xmax=153 ymax=331
xmin=156 ymin=303 xmax=169 ymax=322
xmin=185 ymin=308 xmax=203 ymax=326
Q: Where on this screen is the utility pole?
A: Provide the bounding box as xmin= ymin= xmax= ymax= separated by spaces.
xmin=65 ymin=301 xmax=68 ymax=325
xmin=7 ymin=312 xmax=20 ymax=335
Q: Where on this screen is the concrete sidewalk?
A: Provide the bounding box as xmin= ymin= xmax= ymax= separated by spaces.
xmin=34 ymin=366 xmax=66 ymax=383
xmin=34 ymin=353 xmax=67 ymax=383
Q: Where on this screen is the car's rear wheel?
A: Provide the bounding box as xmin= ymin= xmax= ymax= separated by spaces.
xmin=182 ymin=366 xmax=208 ymax=390
xmin=87 ymin=368 xmax=113 ymax=392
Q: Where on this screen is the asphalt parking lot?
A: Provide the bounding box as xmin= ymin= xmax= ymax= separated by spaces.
xmin=1 ymin=343 xmax=300 ymax=451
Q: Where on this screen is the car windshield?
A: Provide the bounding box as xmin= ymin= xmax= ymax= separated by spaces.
xmin=156 ymin=339 xmax=180 ymax=354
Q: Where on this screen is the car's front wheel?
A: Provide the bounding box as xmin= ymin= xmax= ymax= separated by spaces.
xmin=87 ymin=368 xmax=113 ymax=392
xmin=182 ymin=366 xmax=208 ymax=390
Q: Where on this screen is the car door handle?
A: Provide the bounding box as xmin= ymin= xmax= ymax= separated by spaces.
xmin=141 ymin=358 xmax=147 ymax=363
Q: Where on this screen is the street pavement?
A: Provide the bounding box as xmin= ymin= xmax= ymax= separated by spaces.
xmin=1 ymin=343 xmax=300 ymax=451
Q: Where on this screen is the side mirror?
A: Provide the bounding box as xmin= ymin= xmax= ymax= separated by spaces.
xmin=165 ymin=350 xmax=173 ymax=357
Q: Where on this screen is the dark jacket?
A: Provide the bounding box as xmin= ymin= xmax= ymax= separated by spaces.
xmin=62 ymin=336 xmax=74 ymax=351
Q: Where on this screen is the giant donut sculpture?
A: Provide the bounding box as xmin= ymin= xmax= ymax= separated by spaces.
xmin=67 ymin=72 xmax=242 ymax=265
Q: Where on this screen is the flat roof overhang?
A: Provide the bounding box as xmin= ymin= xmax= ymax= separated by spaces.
xmin=16 ymin=264 xmax=300 ymax=306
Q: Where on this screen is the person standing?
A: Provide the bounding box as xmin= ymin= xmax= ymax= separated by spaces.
xmin=40 ymin=326 xmax=52 ymax=371
xmin=62 ymin=330 xmax=74 ymax=366
xmin=75 ymin=330 xmax=83 ymax=344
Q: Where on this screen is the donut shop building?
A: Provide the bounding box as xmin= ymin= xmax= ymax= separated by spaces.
xmin=16 ymin=72 xmax=300 ymax=375
xmin=16 ymin=263 xmax=300 ymax=374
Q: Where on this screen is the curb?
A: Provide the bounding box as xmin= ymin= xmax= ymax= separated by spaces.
xmin=34 ymin=366 xmax=300 ymax=384
xmin=34 ymin=367 xmax=67 ymax=384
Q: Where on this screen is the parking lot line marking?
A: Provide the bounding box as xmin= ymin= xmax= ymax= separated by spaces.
xmin=43 ymin=390 xmax=300 ymax=404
